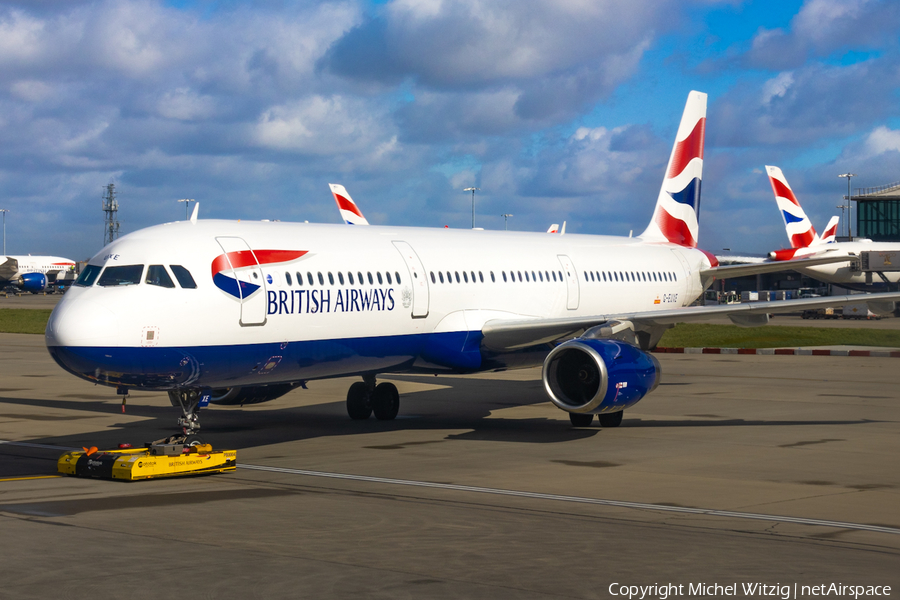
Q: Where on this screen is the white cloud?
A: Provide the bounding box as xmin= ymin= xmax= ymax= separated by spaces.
xmin=862 ymin=126 xmax=900 ymax=157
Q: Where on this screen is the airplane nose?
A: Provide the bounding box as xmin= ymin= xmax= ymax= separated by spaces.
xmin=45 ymin=293 xmax=122 ymax=382
xmin=45 ymin=293 xmax=119 ymax=348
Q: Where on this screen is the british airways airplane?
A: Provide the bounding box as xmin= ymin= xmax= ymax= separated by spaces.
xmin=766 ymin=166 xmax=900 ymax=290
xmin=1 ymin=255 xmax=76 ymax=292
xmin=44 ymin=92 xmax=900 ymax=441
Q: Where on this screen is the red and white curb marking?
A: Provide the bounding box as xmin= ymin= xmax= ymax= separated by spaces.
xmin=654 ymin=347 xmax=900 ymax=357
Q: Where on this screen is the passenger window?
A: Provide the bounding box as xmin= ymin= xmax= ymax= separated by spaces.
xmin=368 ymin=272 xmax=374 ymax=285
xmin=98 ymin=265 xmax=144 ymax=287
xmin=326 ymin=272 xmax=333 ymax=285
xmin=446 ymin=271 xmax=452 ymax=283
xmin=518 ymin=271 xmax=523 ymax=282
xmin=430 ymin=272 xmax=436 ymax=283
xmin=348 ymin=272 xmax=354 ymax=285
xmin=377 ymin=272 xmax=383 ymax=285
xmin=463 ymin=271 xmax=469 ymax=283
xmin=358 ymin=272 xmax=364 ymax=284
xmin=318 ymin=272 xmax=324 ymax=285
xmin=386 ymin=272 xmax=392 ymax=284
xmin=395 ymin=272 xmax=402 ymax=284
xmin=146 ymin=265 xmax=175 ymax=288
xmin=502 ymin=271 xmax=507 ymax=282
xmin=584 ymin=272 xmax=588 ymax=282
xmin=285 ymin=272 xmax=293 ymax=286
xmin=75 ymin=264 xmax=102 ymax=287
xmin=551 ymin=271 xmax=556 ymax=282
xmin=490 ymin=271 xmax=495 ymax=282
xmin=479 ymin=271 xmax=484 ymax=283
xmin=558 ymin=271 xmax=563 ymax=281
xmin=338 ymin=272 xmax=344 ymax=285
xmin=439 ymin=272 xmax=444 ymax=283
xmin=308 ymin=272 xmax=314 ymax=286
xmin=525 ymin=271 xmax=530 ymax=282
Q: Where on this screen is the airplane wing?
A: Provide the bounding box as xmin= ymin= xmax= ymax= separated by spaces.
xmin=481 ymin=291 xmax=900 ymax=352
xmin=701 ymin=253 xmax=855 ymax=280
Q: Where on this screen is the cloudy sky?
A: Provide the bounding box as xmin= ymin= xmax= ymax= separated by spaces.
xmin=2 ymin=0 xmax=899 ymax=260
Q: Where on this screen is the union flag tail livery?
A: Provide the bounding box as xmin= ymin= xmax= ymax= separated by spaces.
xmin=819 ymin=216 xmax=839 ymax=244
xmin=766 ymin=166 xmax=818 ymax=248
xmin=640 ymin=90 xmax=706 ymax=248
xmin=329 ymin=183 xmax=369 ymax=225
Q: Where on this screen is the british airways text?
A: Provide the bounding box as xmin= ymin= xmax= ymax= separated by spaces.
xmin=267 ymin=288 xmax=395 ymax=315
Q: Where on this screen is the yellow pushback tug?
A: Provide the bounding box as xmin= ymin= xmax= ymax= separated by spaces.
xmin=58 ymin=437 xmax=236 ymax=481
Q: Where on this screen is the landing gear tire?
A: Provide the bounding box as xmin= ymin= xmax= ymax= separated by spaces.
xmin=347 ymin=381 xmax=372 ymax=420
xmin=372 ymin=382 xmax=400 ymax=421
xmin=598 ymin=411 xmax=623 ymax=428
xmin=184 ymin=434 xmax=206 ymax=446
xmin=569 ymin=413 xmax=594 ymax=427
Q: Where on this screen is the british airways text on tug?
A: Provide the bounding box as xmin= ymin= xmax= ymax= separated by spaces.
xmin=44 ymin=91 xmax=900 ymax=436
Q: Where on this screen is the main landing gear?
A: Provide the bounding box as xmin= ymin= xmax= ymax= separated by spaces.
xmin=168 ymin=389 xmax=205 ymax=445
xmin=568 ymin=411 xmax=624 ymax=428
xmin=346 ymin=375 xmax=399 ymax=421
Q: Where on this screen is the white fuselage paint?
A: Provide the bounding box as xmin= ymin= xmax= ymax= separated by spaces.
xmin=787 ymin=241 xmax=900 ymax=286
xmin=46 ymin=220 xmax=708 ymax=388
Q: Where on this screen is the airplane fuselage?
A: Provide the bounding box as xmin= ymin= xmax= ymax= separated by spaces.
xmin=46 ymin=220 xmax=707 ymax=391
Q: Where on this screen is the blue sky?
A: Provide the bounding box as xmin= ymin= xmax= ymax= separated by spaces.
xmin=2 ymin=0 xmax=899 ymax=259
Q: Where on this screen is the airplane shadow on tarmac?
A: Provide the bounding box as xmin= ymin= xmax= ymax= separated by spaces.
xmin=0 ymin=373 xmax=883 ymax=479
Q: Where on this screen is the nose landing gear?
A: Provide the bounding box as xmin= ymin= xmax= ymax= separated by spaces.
xmin=346 ymin=375 xmax=399 ymax=421
xmin=168 ymin=389 xmax=204 ymax=443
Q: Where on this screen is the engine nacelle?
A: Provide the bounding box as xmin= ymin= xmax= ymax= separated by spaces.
xmin=542 ymin=339 xmax=661 ymax=414
xmin=16 ymin=272 xmax=48 ymax=292
xmin=207 ymin=382 xmax=302 ymax=406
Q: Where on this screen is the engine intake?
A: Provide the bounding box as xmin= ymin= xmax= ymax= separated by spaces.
xmin=542 ymin=339 xmax=661 ymax=414
xmin=207 ymin=382 xmax=302 ymax=406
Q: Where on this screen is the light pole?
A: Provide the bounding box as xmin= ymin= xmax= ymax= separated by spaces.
xmin=501 ymin=213 xmax=513 ymax=230
xmin=464 ymin=187 xmax=479 ymax=228
xmin=837 ymin=173 xmax=856 ymax=239
xmin=178 ymin=198 xmax=195 ymax=220
xmin=0 ymin=209 xmax=8 ymax=255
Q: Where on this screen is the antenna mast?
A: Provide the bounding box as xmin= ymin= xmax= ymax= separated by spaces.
xmin=102 ymin=182 xmax=120 ymax=246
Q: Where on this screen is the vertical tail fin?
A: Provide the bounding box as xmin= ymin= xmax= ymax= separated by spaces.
xmin=639 ymin=90 xmax=706 ymax=247
xmin=329 ymin=183 xmax=369 ymax=225
xmin=814 ymin=215 xmax=839 ymax=245
xmin=766 ymin=166 xmax=817 ymax=248
xmin=547 ymin=224 xmax=559 ymax=233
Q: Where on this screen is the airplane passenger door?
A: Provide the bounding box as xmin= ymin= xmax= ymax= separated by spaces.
xmin=215 ymin=237 xmax=267 ymax=326
xmin=392 ymin=241 xmax=429 ymax=318
xmin=557 ymin=255 xmax=580 ymax=310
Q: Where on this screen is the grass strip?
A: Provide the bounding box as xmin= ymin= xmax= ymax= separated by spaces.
xmin=659 ymin=323 xmax=900 ymax=349
xmin=0 ymin=309 xmax=53 ymax=334
xmin=2 ymin=308 xmax=898 ymax=349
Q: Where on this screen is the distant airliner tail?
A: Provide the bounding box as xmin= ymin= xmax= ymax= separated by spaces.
xmin=815 ymin=215 xmax=839 ymax=245
xmin=639 ymin=90 xmax=706 ymax=247
xmin=329 ymin=184 xmax=369 ymax=225
xmin=766 ymin=166 xmax=818 ymax=248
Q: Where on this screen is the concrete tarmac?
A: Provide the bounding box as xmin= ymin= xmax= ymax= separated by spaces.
xmin=1 ymin=332 xmax=899 ymax=599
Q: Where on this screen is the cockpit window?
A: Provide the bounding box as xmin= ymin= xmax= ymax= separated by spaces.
xmin=97 ymin=265 xmax=144 ymax=287
xmin=146 ymin=265 xmax=175 ymax=288
xmin=75 ymin=264 xmax=102 ymax=287
xmin=170 ymin=265 xmax=197 ymax=289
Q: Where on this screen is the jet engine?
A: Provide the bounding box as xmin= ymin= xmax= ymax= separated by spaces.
xmin=207 ymin=382 xmax=303 ymax=406
xmin=542 ymin=339 xmax=661 ymax=414
xmin=15 ymin=272 xmax=48 ymax=293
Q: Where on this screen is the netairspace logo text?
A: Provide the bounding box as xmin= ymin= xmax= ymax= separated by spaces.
xmin=608 ymin=583 xmax=892 ymax=600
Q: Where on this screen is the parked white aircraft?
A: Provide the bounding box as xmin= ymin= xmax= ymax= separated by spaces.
xmin=766 ymin=166 xmax=900 ymax=291
xmin=0 ymin=255 xmax=76 ymax=292
xmin=45 ymin=92 xmax=900 ymax=441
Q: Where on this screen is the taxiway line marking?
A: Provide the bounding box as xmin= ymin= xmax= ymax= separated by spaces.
xmin=0 ymin=475 xmax=62 ymax=482
xmin=239 ymin=464 xmax=900 ymax=536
